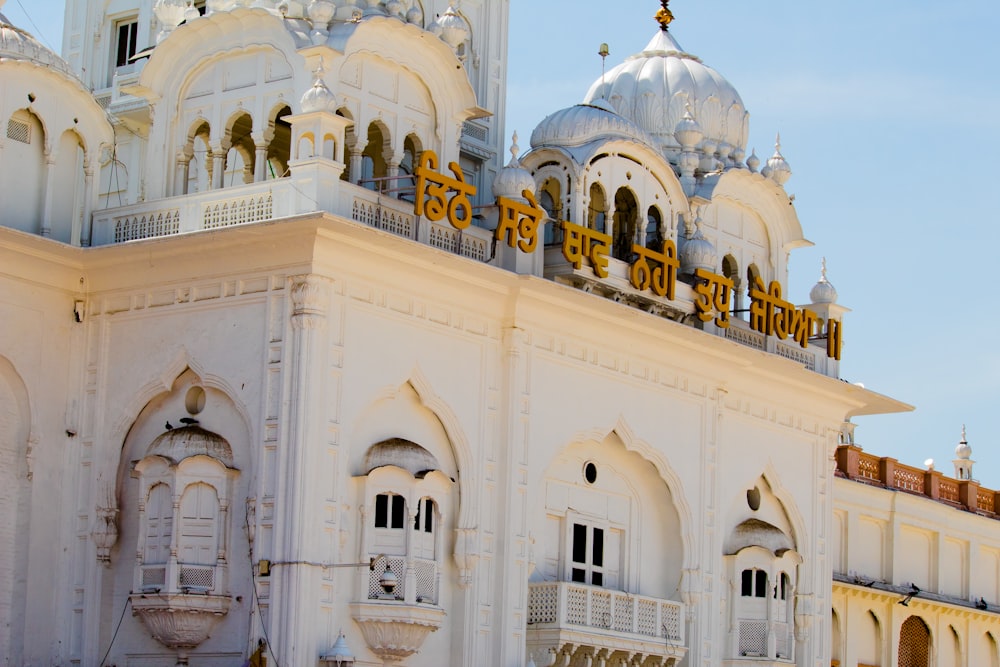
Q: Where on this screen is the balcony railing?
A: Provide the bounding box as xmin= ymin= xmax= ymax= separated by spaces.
xmin=367 ymin=555 xmax=439 ymax=605
xmin=836 ymin=444 xmax=1000 ymax=519
xmin=137 ymin=562 xmax=221 ymax=594
xmin=527 ymin=581 xmax=684 ymax=644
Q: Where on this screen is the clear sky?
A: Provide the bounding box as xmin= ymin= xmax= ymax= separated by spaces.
xmin=8 ymin=0 xmax=1000 ymax=484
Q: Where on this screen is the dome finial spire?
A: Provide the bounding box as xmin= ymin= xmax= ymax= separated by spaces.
xmin=655 ymin=0 xmax=674 ymax=31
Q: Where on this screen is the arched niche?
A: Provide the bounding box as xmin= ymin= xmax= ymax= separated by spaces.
xmin=104 ymin=368 xmax=252 ymax=664
xmin=1 ymin=109 xmax=46 ymax=234
xmin=532 ymin=431 xmax=684 ymax=600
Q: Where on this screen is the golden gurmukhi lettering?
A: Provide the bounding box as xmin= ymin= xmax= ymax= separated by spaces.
xmin=495 ymin=190 xmax=544 ymax=253
xmin=629 ymin=240 xmax=679 ymax=299
xmin=749 ymin=277 xmax=818 ymax=349
xmin=693 ymin=268 xmax=733 ymax=328
xmin=414 ymin=150 xmax=476 ymax=230
xmin=561 ymin=220 xmax=611 ymax=278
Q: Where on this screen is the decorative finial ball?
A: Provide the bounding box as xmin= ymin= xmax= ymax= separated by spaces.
xmin=956 ymin=427 xmax=972 ymax=460
xmin=810 ymin=259 xmax=838 ymax=304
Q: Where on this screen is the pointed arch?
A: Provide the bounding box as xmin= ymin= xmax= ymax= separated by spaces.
xmin=564 ymin=416 xmax=696 ymax=575
xmin=352 ymin=366 xmax=476 ymax=528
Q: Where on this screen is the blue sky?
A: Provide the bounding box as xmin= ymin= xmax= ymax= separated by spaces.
xmin=8 ymin=0 xmax=1000 ymax=484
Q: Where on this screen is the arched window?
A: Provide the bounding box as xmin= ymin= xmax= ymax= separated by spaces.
xmin=646 ymin=206 xmax=664 ymax=250
xmin=178 ymin=483 xmax=219 ymax=566
xmin=337 ymin=109 xmax=354 ymax=182
xmin=225 ymin=112 xmax=255 ymax=187
xmin=898 ymin=616 xmax=931 ymax=667
xmin=186 ymin=121 xmax=212 ymax=194
xmin=144 ymin=483 xmax=173 ymax=570
xmin=612 ymin=187 xmax=639 ymax=261
xmin=740 ymin=568 xmax=768 ymax=597
xmin=267 ymin=105 xmax=292 ymax=180
xmin=361 ymin=441 xmax=453 ymax=605
xmin=2 ymin=110 xmax=46 ymax=233
xmin=398 ymin=134 xmax=421 ymax=201
xmin=362 ymin=122 xmax=389 ymax=191
xmin=722 ymin=254 xmax=741 ymax=314
xmin=374 ymin=492 xmax=406 ymax=530
xmin=588 ymin=183 xmax=607 ymax=234
xmin=540 ymin=177 xmax=563 ymax=246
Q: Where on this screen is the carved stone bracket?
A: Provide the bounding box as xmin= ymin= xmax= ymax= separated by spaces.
xmin=350 ymin=601 xmax=445 ymax=662
xmin=453 ymin=527 xmax=479 ymax=589
xmin=290 ymin=274 xmax=332 ymax=329
xmin=131 ymin=593 xmax=231 ymax=650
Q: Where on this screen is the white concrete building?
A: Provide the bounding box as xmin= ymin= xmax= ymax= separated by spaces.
xmin=0 ymin=0 xmax=996 ymax=666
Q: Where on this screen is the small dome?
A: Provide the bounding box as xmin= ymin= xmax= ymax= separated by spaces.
xmin=746 ymin=148 xmax=760 ymax=174
xmin=680 ymin=215 xmax=717 ymax=275
xmin=530 ymin=103 xmax=654 ymax=150
xmin=673 ymin=106 xmax=703 ymax=150
xmin=364 ymin=438 xmax=440 ymax=477
xmin=0 ymin=11 xmax=76 ymax=79
xmin=956 ymin=426 xmax=972 ymax=460
xmin=321 ymin=634 xmax=354 ymax=662
xmin=809 ymin=258 xmax=838 ymax=304
xmin=492 ymin=133 xmax=535 ymax=200
xmin=584 ymin=29 xmax=748 ymax=156
xmin=300 ymin=60 xmax=337 ymax=113
xmin=436 ymin=5 xmax=468 ymax=48
xmin=762 ymin=134 xmax=792 ymax=186
xmin=146 ymin=425 xmax=235 ymax=468
xmin=724 ymin=518 xmax=794 ymax=556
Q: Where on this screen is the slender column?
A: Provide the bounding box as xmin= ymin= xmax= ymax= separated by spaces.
xmin=80 ymin=166 xmax=95 ymax=246
xmin=40 ymin=154 xmax=57 ymax=236
xmin=349 ymin=144 xmax=366 ymax=185
xmin=211 ymin=145 xmax=226 ymax=190
xmin=167 ymin=493 xmax=181 ymax=591
xmin=404 ymin=504 xmax=417 ymax=603
xmin=273 ymin=275 xmax=331 ymax=667
xmin=254 ymin=135 xmax=268 ymax=183
xmin=174 ymin=151 xmax=190 ymax=196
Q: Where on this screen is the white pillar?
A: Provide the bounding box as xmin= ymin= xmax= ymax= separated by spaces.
xmin=40 ymin=155 xmax=57 ymax=236
xmin=80 ymin=166 xmax=95 ymax=246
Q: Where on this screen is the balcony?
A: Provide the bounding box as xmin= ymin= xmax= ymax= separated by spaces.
xmin=527 ymin=582 xmax=686 ymax=665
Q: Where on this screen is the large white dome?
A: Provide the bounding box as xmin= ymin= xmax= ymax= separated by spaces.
xmin=584 ymin=29 xmax=748 ymax=159
xmin=0 ymin=12 xmax=76 ymax=79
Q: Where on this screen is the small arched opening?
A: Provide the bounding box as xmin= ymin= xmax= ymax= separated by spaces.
xmin=587 ymin=182 xmax=607 ymax=234
xmin=898 ymin=616 xmax=931 ymax=667
xmin=645 ymin=205 xmax=664 ymax=251
xmin=612 ymin=186 xmax=639 ymax=262
xmin=224 ymin=112 xmax=255 ymax=187
xmin=361 ymin=121 xmax=390 ymax=191
xmin=266 ymin=105 xmax=292 ymax=180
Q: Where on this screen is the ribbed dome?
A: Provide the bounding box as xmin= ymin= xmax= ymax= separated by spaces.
xmin=300 ymin=61 xmax=337 ymax=114
xmin=492 ymin=134 xmax=535 ymax=199
xmin=809 ymin=259 xmax=838 ymax=305
xmin=680 ymin=217 xmax=717 ymax=275
xmin=146 ymin=425 xmax=235 ymax=468
xmin=530 ymin=103 xmax=654 ymax=150
xmin=0 ymin=11 xmax=75 ymax=79
xmin=956 ymin=427 xmax=972 ymax=460
xmin=584 ymin=29 xmax=748 ymax=157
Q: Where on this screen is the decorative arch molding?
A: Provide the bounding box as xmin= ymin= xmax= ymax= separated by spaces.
xmin=335 ymin=17 xmax=483 ymax=124
xmin=357 ymin=365 xmax=477 ymax=529
xmin=578 ymin=139 xmax=688 ymax=209
xmin=107 ymin=351 xmax=253 ymax=460
xmin=758 ymin=459 xmax=809 ymax=560
xmin=702 ymin=169 xmax=811 ymax=257
xmin=565 ymin=415 xmax=696 ymax=576
xmin=137 ymin=9 xmax=303 ymax=99
xmin=0 ymin=62 xmax=114 ymax=151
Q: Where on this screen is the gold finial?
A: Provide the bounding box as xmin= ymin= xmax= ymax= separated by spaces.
xmin=656 ymin=0 xmax=674 ymax=30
